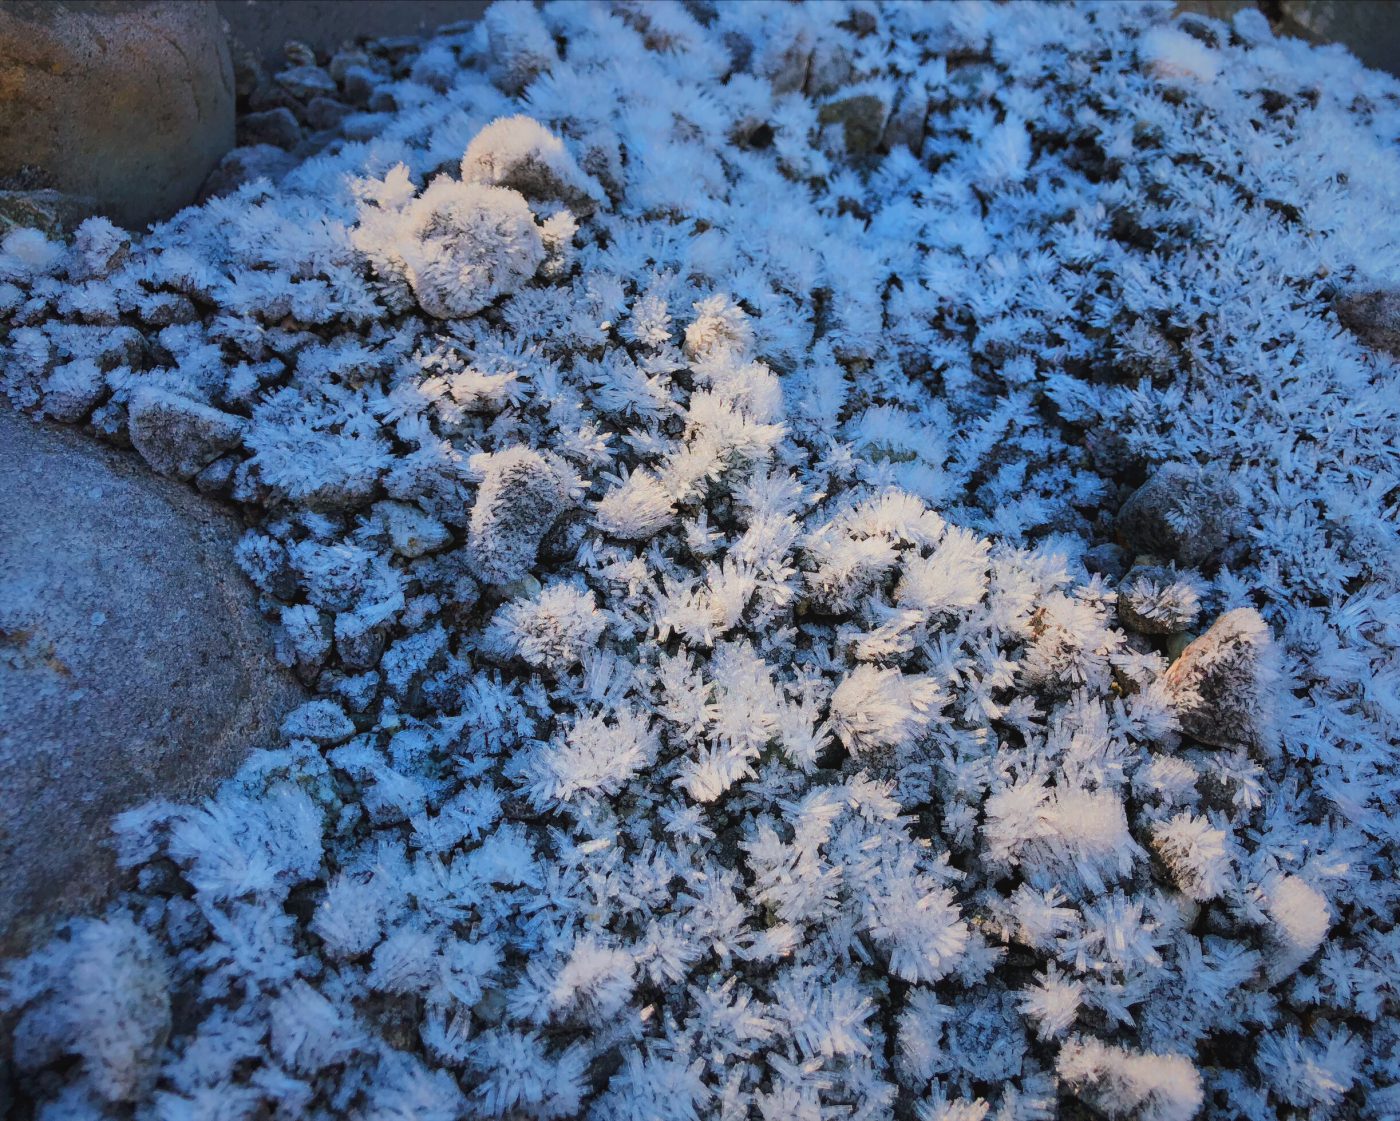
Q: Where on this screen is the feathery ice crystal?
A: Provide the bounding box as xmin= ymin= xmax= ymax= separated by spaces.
xmin=4 ymin=2 xmax=1400 ymax=1119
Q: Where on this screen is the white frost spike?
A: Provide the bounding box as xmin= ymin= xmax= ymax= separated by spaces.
xmin=1164 ymin=608 xmax=1279 ymax=754
xmin=684 ymin=294 xmax=755 ymax=363
xmin=1152 ymin=812 xmax=1231 ymax=901
xmin=1020 ymin=966 xmax=1084 ymax=1041
xmin=529 ymin=708 xmax=659 ymax=806
xmin=971 ymin=114 xmax=1031 ymax=188
xmin=896 ymin=525 xmax=991 ymax=618
xmin=462 ymin=115 xmax=604 ymax=215
xmin=491 ymin=582 xmax=606 ymax=672
xmin=1056 ymin=1037 xmax=1203 ymax=1121
xmin=466 ymin=447 xmax=568 ymax=586
xmin=551 ymin=939 xmax=636 ymax=1019
xmin=595 ymin=469 xmax=676 ymax=541
xmin=354 ymin=178 xmax=545 ymax=319
xmin=828 ymin=664 xmax=941 ymax=760
xmin=1261 ymin=873 xmax=1330 ymax=982
xmin=7 ymin=917 xmax=170 ymax=1104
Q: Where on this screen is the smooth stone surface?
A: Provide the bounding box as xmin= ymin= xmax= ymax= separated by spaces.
xmin=0 ymin=1 xmax=235 ymax=230
xmin=0 ymin=410 xmax=303 ymax=954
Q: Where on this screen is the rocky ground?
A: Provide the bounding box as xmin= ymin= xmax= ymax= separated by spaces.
xmin=2 ymin=3 xmax=1400 ymax=1120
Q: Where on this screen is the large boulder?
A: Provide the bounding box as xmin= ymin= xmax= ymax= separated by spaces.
xmin=0 ymin=411 xmax=303 ymax=954
xmin=0 ymin=1 xmax=234 ymax=230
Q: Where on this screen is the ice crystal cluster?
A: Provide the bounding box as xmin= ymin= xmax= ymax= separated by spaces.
xmin=3 ymin=2 xmax=1400 ymax=1119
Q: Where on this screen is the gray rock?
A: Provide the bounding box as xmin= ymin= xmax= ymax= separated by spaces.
xmin=216 ymin=0 xmax=485 ymax=73
xmin=128 ymin=388 xmax=247 ymax=480
xmin=0 ymin=188 xmax=98 ymax=239
xmin=0 ymin=2 xmax=235 ymax=230
xmin=198 ymin=143 xmax=300 ymax=200
xmin=1082 ymin=542 xmax=1130 ymax=581
xmin=819 ymin=94 xmax=889 ymax=156
xmin=0 ymin=410 xmax=304 ymax=954
xmin=1115 ymin=463 xmax=1239 ymax=567
xmin=274 ymin=63 xmax=337 ymax=99
xmin=304 ymin=96 xmax=353 ymax=132
xmin=1164 ymin=607 xmax=1278 ymax=754
xmin=240 ymin=106 xmax=304 ymax=150
xmin=340 ymin=63 xmax=381 ymax=106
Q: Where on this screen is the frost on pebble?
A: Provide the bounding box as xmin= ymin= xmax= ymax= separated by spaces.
xmin=3 ymin=2 xmax=1400 ymax=1118
xmin=280 ymin=698 xmax=356 ymax=746
xmin=397 ymin=182 xmax=543 ymax=319
xmin=1057 ymin=1037 xmax=1204 ymax=1121
xmin=374 ymin=500 xmax=452 ymax=558
xmin=1151 ymin=812 xmax=1231 ymax=901
xmin=465 ymin=446 xmax=569 ymax=586
xmin=353 ymin=175 xmax=546 ymax=319
xmin=127 ymin=387 xmax=247 ymax=480
xmin=462 ymin=115 xmax=605 ymax=215
xmin=482 ymin=0 xmax=557 ymax=95
xmin=1115 ymin=464 xmax=1239 ymax=567
xmin=1261 ymin=873 xmax=1330 ymax=982
xmin=1164 ymin=608 xmax=1279 ymax=753
xmin=1116 ymin=564 xmax=1201 ymax=635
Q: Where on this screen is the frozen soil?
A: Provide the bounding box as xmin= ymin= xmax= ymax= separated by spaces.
xmin=2 ymin=3 xmax=1400 ymax=1120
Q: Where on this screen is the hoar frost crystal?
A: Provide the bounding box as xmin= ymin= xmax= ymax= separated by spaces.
xmin=2 ymin=2 xmax=1400 ymax=1120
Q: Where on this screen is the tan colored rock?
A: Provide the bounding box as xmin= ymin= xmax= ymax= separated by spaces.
xmin=0 ymin=1 xmax=235 ymax=230
xmin=1335 ymin=289 xmax=1400 ymax=357
xmin=0 ymin=410 xmax=303 ymax=954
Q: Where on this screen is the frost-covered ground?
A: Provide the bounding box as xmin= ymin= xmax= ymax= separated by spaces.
xmin=3 ymin=2 xmax=1400 ymax=1118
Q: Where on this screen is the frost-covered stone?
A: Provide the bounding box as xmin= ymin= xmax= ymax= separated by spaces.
xmin=127 ymin=388 xmax=247 ymax=480
xmin=1115 ymin=463 xmax=1238 ymax=566
xmin=374 ymin=500 xmax=452 ymax=558
xmin=354 ymin=175 xmax=547 ymax=319
xmin=1261 ymin=873 xmax=1330 ymax=982
xmin=1057 ymin=1037 xmax=1203 ymax=1121
xmin=280 ymin=699 xmax=356 ymax=746
xmin=482 ymin=0 xmax=557 ymax=94
xmin=1116 ymin=564 xmax=1201 ymax=635
xmin=1151 ymin=812 xmax=1231 ymax=901
xmin=462 ymin=115 xmax=604 ymax=215
xmin=40 ymin=357 xmax=105 ymax=423
xmin=1164 ymin=607 xmax=1278 ymax=753
xmin=466 ymin=447 xmax=568 ymax=586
